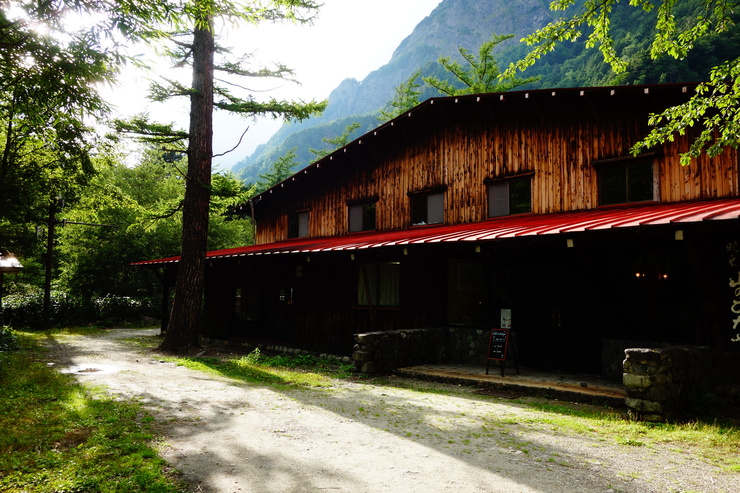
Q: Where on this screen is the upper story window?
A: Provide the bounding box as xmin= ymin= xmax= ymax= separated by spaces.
xmin=487 ymin=175 xmax=532 ymax=217
xmin=349 ymin=200 xmax=377 ymax=233
xmin=597 ymin=157 xmax=656 ymax=206
xmin=288 ymin=210 xmax=309 ymax=238
xmin=410 ymin=188 xmax=445 ymax=226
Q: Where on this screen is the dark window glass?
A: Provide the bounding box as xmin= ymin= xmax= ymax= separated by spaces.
xmin=509 ymin=178 xmax=532 ymax=215
xmin=598 ymin=159 xmax=654 ymax=205
xmin=488 ymin=177 xmax=532 ymax=217
xmin=288 ymin=211 xmax=309 ymax=238
xmin=349 ymin=202 xmax=376 ymax=232
xmin=411 ymin=192 xmax=444 ymax=226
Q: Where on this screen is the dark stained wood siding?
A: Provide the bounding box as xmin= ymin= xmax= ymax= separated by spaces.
xmin=253 ymin=88 xmax=740 ymax=245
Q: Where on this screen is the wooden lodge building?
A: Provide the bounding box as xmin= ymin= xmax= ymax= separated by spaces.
xmin=136 ymin=83 xmax=740 ymax=399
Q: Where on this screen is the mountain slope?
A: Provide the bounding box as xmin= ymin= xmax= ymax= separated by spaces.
xmin=232 ymin=0 xmax=556 ymax=183
xmin=232 ymin=0 xmax=740 ymax=184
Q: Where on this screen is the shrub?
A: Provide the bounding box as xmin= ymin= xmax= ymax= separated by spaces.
xmin=2 ymin=292 xmax=158 ymax=329
xmin=0 ymin=326 xmax=19 ymax=380
xmin=0 ymin=326 xmax=19 ymax=351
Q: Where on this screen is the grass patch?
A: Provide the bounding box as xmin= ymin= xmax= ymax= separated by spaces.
xmin=164 ymin=348 xmax=355 ymax=388
xmin=0 ymin=332 xmax=183 ymax=492
xmin=527 ymin=401 xmax=740 ymax=472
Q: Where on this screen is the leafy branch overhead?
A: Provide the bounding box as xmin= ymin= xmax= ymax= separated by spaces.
xmin=310 ymin=122 xmax=362 ymax=159
xmin=380 ymin=34 xmax=539 ymax=122
xmin=504 ymin=0 xmax=740 ymax=164
xmin=111 ymin=115 xmax=189 ymax=144
xmin=424 ymin=34 xmax=539 ymax=96
xmin=378 ymin=70 xmax=423 ymax=122
xmin=147 ymin=45 xmax=327 ymax=124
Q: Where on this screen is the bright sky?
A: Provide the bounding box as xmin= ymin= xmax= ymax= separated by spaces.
xmin=105 ymin=0 xmax=442 ymax=171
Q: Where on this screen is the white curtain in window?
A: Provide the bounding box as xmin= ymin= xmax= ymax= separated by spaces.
xmin=357 ymin=262 xmax=400 ymax=307
xmin=378 ymin=262 xmax=400 ymax=306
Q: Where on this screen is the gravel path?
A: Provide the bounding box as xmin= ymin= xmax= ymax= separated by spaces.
xmin=45 ymin=328 xmax=738 ymax=493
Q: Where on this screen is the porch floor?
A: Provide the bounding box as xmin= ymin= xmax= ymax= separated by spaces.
xmin=394 ymin=363 xmax=628 ymax=409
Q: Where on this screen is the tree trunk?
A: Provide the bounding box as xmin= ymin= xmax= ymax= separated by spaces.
xmin=42 ymin=199 xmax=56 ymax=331
xmin=159 ymin=12 xmax=214 ymax=351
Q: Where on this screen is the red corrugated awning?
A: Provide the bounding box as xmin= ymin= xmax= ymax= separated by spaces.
xmin=132 ymin=198 xmax=740 ymax=266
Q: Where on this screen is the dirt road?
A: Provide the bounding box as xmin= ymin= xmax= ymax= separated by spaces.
xmin=46 ymin=328 xmax=737 ymax=493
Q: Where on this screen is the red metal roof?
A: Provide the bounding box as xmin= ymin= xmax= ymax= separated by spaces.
xmin=132 ymin=198 xmax=740 ymax=266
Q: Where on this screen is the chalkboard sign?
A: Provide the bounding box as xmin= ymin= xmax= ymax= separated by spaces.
xmin=487 ymin=328 xmax=510 ymax=361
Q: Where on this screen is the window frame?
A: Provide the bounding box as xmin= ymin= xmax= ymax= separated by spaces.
xmin=594 ymin=155 xmax=658 ymax=206
xmin=486 ymin=174 xmax=533 ymax=218
xmin=348 ymin=199 xmax=377 ymax=233
xmin=287 ymin=210 xmax=310 ymax=238
xmin=409 ymin=187 xmax=446 ymax=226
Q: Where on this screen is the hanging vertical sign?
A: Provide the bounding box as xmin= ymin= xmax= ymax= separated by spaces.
xmin=726 ymin=240 xmax=740 ymax=344
xmin=500 ymin=308 xmax=512 ymax=329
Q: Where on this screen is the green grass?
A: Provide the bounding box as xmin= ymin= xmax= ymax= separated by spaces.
xmin=526 ymin=401 xmax=740 ymax=472
xmin=0 ymin=331 xmax=183 ymax=493
xmin=163 ymin=347 xmax=355 ymax=388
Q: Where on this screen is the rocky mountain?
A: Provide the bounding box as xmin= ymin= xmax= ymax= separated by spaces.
xmin=231 ymin=0 xmax=739 ymax=184
xmin=232 ymin=0 xmax=557 ymax=183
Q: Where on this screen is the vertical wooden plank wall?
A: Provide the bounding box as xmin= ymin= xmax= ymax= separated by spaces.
xmin=253 ymin=94 xmax=739 ymax=245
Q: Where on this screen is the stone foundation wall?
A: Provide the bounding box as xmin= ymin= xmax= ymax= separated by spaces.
xmin=445 ymin=327 xmax=491 ymax=365
xmin=602 ymin=338 xmax=672 ymax=381
xmin=623 ymin=346 xmax=712 ymax=422
xmin=353 ymin=326 xmax=494 ymax=373
xmin=352 ymin=327 xmax=451 ymax=373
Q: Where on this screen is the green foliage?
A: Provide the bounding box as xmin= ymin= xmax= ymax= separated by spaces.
xmin=2 ymin=291 xmax=158 ymax=329
xmin=378 ymin=70 xmax=423 ymax=122
xmin=0 ymin=326 xmax=19 ymax=353
xmin=506 ymin=0 xmax=740 ymax=163
xmin=0 ymin=333 xmax=181 ymax=492
xmin=255 ymin=148 xmax=300 ymax=193
xmin=51 ymin=146 xmax=252 ymax=302
xmin=309 ymin=122 xmax=362 ymax=159
xmin=0 ymin=0 xmax=129 ymax=262
xmin=240 ymin=348 xmax=355 ymax=378
xmin=424 ymin=33 xmax=539 ymax=96
xmin=634 ymin=58 xmax=740 ymax=164
xmin=164 ymin=347 xmax=355 ymax=386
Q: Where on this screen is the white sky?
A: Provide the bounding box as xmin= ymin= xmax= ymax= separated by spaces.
xmin=103 ymin=0 xmax=442 ymax=171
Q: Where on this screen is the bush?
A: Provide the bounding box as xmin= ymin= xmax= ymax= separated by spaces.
xmin=93 ymin=295 xmax=157 ymax=325
xmin=0 ymin=326 xmax=19 ymax=380
xmin=2 ymin=291 xmax=158 ymax=329
xmin=0 ymin=326 xmax=18 ymax=352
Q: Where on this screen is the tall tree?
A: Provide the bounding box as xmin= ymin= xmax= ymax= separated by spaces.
xmin=120 ymin=0 xmax=326 ymax=351
xmin=505 ymin=0 xmax=740 ymax=164
xmin=163 ymin=2 xmax=215 ymax=350
xmin=423 ymin=34 xmax=538 ymax=96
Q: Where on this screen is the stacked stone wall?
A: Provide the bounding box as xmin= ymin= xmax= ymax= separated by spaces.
xmin=353 ymin=326 xmax=497 ymax=373
xmin=623 ymin=346 xmax=712 ymax=422
xmin=352 ymin=328 xmax=449 ymax=373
